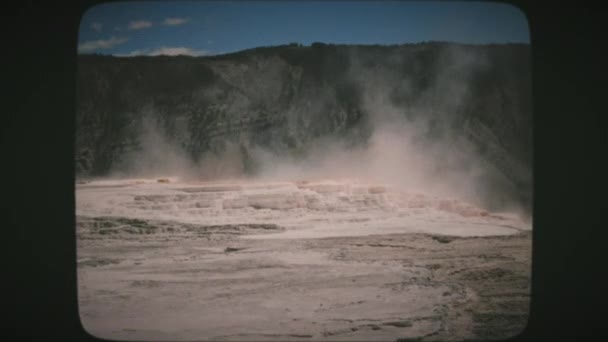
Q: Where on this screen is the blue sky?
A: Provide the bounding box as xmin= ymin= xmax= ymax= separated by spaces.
xmin=78 ymin=1 xmax=530 ymax=56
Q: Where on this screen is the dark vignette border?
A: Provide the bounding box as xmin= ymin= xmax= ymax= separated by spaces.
xmin=4 ymin=0 xmax=606 ymax=341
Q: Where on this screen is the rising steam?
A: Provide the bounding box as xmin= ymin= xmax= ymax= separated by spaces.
xmin=109 ymin=44 xmax=529 ymax=215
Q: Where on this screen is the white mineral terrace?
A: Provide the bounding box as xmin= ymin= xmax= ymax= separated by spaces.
xmin=76 ymin=177 xmax=530 ymax=239
xmin=76 ymin=177 xmax=532 ymax=341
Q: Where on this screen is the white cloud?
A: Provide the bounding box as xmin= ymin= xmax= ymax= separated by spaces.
xmin=114 ymin=46 xmax=210 ymax=57
xmin=149 ymin=47 xmax=208 ymax=56
xmin=78 ymin=36 xmax=128 ymax=53
xmin=163 ymin=17 xmax=189 ymax=26
xmin=91 ymin=22 xmax=102 ymax=32
xmin=113 ymin=49 xmax=147 ymax=57
xmin=128 ymin=20 xmax=153 ymax=30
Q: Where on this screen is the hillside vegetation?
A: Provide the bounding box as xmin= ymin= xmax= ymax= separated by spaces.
xmin=76 ymin=42 xmax=532 ymax=212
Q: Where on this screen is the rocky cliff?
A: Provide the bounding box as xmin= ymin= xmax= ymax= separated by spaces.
xmin=75 ymin=42 xmax=532 ymax=212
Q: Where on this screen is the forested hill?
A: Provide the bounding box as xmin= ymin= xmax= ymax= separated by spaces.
xmin=76 ymin=42 xmax=532 ymax=211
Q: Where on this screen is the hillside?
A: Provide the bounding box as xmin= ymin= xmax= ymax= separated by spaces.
xmin=75 ymin=42 xmax=532 ymax=212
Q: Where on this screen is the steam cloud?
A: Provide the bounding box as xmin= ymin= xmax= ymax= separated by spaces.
xmin=110 ymin=44 xmax=529 ymax=215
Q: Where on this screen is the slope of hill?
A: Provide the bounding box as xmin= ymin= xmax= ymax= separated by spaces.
xmin=75 ymin=42 xmax=532 ymax=213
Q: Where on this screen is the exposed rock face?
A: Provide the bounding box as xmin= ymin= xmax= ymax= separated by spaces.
xmin=75 ymin=42 xmax=532 ymax=212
